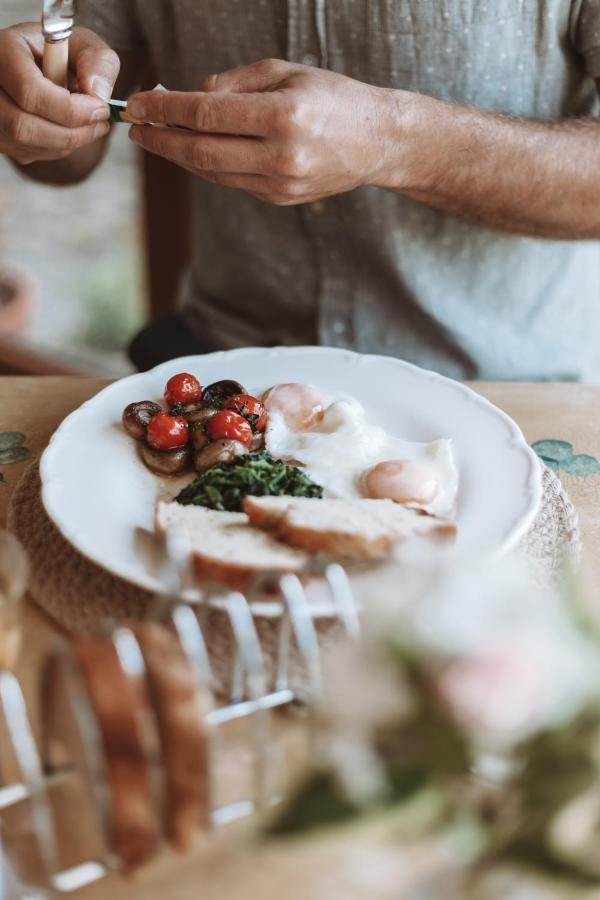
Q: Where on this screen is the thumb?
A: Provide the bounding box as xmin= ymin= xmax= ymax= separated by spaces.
xmin=203 ymin=58 xmax=299 ymax=94
xmin=69 ymin=27 xmax=120 ymax=101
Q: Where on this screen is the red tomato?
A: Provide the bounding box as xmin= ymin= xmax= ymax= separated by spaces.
xmin=224 ymin=394 xmax=268 ymax=432
xmin=147 ymin=413 xmax=189 ymax=450
xmin=164 ymin=373 xmax=202 ymax=407
xmin=206 ymin=410 xmax=253 ymax=446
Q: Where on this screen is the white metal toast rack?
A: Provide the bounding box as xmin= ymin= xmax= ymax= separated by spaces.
xmin=0 ymin=542 xmax=359 ymax=895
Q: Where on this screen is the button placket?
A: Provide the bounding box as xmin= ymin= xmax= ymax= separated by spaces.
xmin=286 ymin=0 xmax=322 ymax=65
xmin=301 ymin=203 xmax=355 ymax=349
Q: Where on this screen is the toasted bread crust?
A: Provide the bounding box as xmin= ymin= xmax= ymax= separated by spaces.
xmin=243 ymin=496 xmax=291 ymax=530
xmin=248 ymin=497 xmax=457 ymax=560
xmin=191 ymin=550 xmax=304 ymax=591
xmin=73 ymin=636 xmax=159 ymax=870
xmin=277 ymin=517 xmax=394 ymax=559
xmin=134 ymin=624 xmax=209 ymax=853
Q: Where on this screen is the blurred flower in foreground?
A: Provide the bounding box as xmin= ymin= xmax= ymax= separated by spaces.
xmin=268 ymin=553 xmax=600 ymax=894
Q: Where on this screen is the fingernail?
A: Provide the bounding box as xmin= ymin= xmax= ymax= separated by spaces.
xmin=93 ymin=122 xmax=110 ymax=140
xmin=91 ymin=106 xmax=110 ymax=122
xmin=90 ymin=76 xmax=112 ymax=102
xmin=128 ymin=99 xmax=145 ymax=119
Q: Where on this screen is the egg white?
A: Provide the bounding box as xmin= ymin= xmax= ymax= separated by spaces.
xmin=265 ymin=394 xmax=459 ymax=518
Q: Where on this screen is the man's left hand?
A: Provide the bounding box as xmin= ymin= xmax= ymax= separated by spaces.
xmin=127 ymin=59 xmax=397 ymax=205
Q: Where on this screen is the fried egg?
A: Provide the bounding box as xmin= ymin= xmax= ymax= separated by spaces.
xmin=265 ymin=387 xmax=459 ymax=518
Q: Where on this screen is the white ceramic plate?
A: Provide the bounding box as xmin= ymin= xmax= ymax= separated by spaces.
xmin=40 ymin=347 xmax=542 ymax=594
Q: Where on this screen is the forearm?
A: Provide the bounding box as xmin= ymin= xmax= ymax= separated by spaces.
xmin=13 ymin=137 xmax=109 ymax=185
xmin=381 ymin=92 xmax=600 ymax=239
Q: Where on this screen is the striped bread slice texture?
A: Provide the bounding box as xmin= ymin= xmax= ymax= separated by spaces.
xmin=73 ymin=636 xmax=159 ymax=871
xmin=244 ymin=497 xmax=456 ymax=560
xmin=134 ymin=623 xmax=209 ymax=853
xmin=156 ymin=502 xmax=308 ymax=591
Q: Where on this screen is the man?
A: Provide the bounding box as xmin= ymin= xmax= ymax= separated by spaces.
xmin=1 ymin=2 xmax=600 ymax=379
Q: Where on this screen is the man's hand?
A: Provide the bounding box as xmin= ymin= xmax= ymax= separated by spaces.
xmin=127 ymin=59 xmax=395 ymax=205
xmin=0 ymin=23 xmax=119 ymax=166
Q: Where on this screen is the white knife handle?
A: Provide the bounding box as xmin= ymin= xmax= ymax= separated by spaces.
xmin=43 ymin=39 xmax=69 ymax=88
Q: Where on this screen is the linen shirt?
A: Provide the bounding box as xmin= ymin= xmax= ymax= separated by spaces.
xmin=78 ymin=1 xmax=600 ymax=380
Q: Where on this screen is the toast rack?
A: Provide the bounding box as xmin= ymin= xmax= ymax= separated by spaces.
xmin=0 ymin=532 xmax=360 ymax=895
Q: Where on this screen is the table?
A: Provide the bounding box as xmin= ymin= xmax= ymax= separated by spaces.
xmin=1 ymin=377 xmax=599 ymax=899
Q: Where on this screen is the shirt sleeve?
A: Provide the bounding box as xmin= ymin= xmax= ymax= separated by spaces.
xmin=76 ymin=0 xmax=144 ymax=53
xmin=572 ymin=0 xmax=600 ymax=79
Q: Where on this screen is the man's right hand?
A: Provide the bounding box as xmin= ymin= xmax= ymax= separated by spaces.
xmin=0 ymin=23 xmax=119 ymax=166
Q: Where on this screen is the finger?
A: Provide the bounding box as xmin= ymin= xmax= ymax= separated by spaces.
xmin=203 ymin=58 xmax=299 ymax=94
xmin=129 ymin=125 xmax=272 ymax=173
xmin=128 ymin=89 xmax=279 ymax=136
xmin=70 ymin=27 xmax=121 ymax=101
xmin=201 ymin=171 xmax=271 ymax=191
xmin=0 ymin=28 xmax=109 ymax=127
xmin=8 ymin=146 xmax=73 ymax=165
xmin=0 ymin=88 xmax=110 ymax=151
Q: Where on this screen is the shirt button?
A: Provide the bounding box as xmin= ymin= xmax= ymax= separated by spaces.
xmin=302 ymin=53 xmax=318 ymax=66
xmin=333 ymin=320 xmax=346 ymax=335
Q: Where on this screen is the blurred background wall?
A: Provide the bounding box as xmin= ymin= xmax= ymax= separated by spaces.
xmin=0 ymin=1 xmax=144 ymax=374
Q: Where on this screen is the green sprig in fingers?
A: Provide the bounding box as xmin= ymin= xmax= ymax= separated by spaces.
xmin=0 ymin=432 xmax=31 ymax=484
xmin=532 ymin=440 xmax=600 ymax=477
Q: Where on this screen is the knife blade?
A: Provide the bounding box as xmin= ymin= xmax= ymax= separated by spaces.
xmin=42 ymin=0 xmax=75 ymax=87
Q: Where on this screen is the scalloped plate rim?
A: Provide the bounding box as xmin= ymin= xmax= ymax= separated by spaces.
xmin=40 ymin=346 xmax=542 ymax=594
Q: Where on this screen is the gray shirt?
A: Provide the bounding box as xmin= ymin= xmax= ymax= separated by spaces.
xmin=78 ymin=1 xmax=600 ymax=380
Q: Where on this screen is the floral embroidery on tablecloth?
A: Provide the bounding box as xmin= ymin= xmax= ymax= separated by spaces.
xmin=0 ymin=433 xmax=31 ymax=484
xmin=532 ymin=440 xmax=600 ymax=477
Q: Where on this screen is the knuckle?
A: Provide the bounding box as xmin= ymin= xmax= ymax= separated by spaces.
xmin=272 ymin=98 xmax=308 ymax=138
xmin=63 ymin=128 xmax=81 ymax=153
xmin=276 ymin=145 xmax=310 ymax=179
xmin=257 ymin=58 xmax=284 ymax=76
xmin=193 ymin=102 xmax=213 ymax=132
xmin=6 ymin=112 xmax=32 ymax=146
xmin=61 ymin=105 xmax=78 ymax=129
xmin=277 ymin=179 xmax=301 ymax=198
xmin=13 ymin=82 xmax=37 ymax=115
xmin=190 ymin=141 xmax=214 ymax=171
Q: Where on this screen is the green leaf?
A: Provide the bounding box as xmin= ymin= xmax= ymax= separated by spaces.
xmin=0 ymin=432 xmax=26 ymax=452
xmin=502 ymin=839 xmax=600 ymax=887
xmin=0 ymin=447 xmax=30 ymax=465
xmin=176 ymin=452 xmax=323 ymax=512
xmin=515 ymin=718 xmax=600 ymax=832
xmin=265 ymin=770 xmax=358 ymax=837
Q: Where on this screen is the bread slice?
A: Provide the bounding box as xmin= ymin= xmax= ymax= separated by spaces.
xmin=244 ymin=497 xmax=456 ymax=560
xmin=240 ymin=496 xmax=292 ymax=531
xmin=134 ymin=623 xmax=209 ymax=852
xmin=156 ymin=502 xmax=309 ymax=591
xmin=73 ymin=636 xmax=159 ymax=870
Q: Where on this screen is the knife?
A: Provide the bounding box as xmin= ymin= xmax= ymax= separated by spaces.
xmin=41 ymin=0 xmax=75 ymax=88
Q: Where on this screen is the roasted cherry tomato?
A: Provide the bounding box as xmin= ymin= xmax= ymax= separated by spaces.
xmin=224 ymin=394 xmax=268 ymax=432
xmin=164 ymin=373 xmax=202 ymax=407
xmin=147 ymin=413 xmax=189 ymax=450
xmin=206 ymin=410 xmax=253 ymax=446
